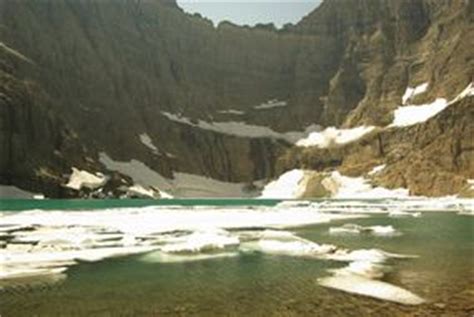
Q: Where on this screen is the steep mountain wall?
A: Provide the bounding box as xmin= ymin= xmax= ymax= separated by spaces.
xmin=0 ymin=0 xmax=471 ymax=197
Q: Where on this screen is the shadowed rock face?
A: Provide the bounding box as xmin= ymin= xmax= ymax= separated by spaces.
xmin=0 ymin=0 xmax=472 ymax=197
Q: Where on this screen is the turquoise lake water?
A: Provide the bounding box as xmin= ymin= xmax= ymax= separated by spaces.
xmin=0 ymin=200 xmax=473 ymax=316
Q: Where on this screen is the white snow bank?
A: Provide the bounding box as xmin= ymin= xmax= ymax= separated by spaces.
xmin=65 ymin=168 xmax=106 ymax=191
xmin=261 ymin=170 xmax=409 ymax=199
xmin=368 ymin=164 xmax=386 ymax=176
xmin=296 ymin=126 xmax=375 ymax=148
xmin=388 ymin=210 xmax=422 ymax=218
xmin=450 ymin=82 xmax=474 ymax=104
xmin=329 ymin=224 xmax=400 ymax=236
xmin=468 ymin=179 xmax=474 ymax=189
xmin=402 ymin=82 xmax=429 ymax=105
xmin=100 ymin=153 xmax=255 ymax=198
xmin=318 ymin=274 xmax=425 ymax=305
xmin=139 ymin=133 xmax=159 ymax=153
xmin=240 ymin=230 xmax=336 ymax=257
xmin=322 ymin=171 xmax=409 ymax=199
xmin=217 ymin=109 xmax=245 ymax=115
xmin=392 ymin=82 xmax=473 ymax=128
xmin=254 ymin=99 xmax=288 ymax=110
xmin=161 ymin=111 xmax=320 ymax=143
xmin=391 ymin=98 xmax=448 ymax=127
xmin=323 ymin=249 xmax=417 ymax=263
xmin=259 ymin=169 xmax=305 ymax=199
xmin=127 ymin=185 xmax=159 ymax=199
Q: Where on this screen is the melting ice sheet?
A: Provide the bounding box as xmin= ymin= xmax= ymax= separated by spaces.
xmin=1 ymin=199 xmax=472 ymax=304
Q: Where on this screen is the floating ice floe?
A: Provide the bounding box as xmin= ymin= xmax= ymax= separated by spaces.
xmin=388 ymin=210 xmax=422 ymax=218
xmin=0 ymin=204 xmax=363 ymax=280
xmin=160 ymin=230 xmax=240 ymax=253
xmin=139 ymin=133 xmax=159 ymax=153
xmin=318 ymin=274 xmax=425 ymax=305
xmin=240 ymin=230 xmax=336 ymax=257
xmin=65 ymin=168 xmax=107 ymax=191
xmin=329 ymin=224 xmax=400 ymax=236
xmin=323 ymin=248 xmax=417 ymax=263
xmin=296 ymin=126 xmax=375 ymax=148
xmin=318 ymin=248 xmax=424 ymax=305
xmin=141 ymin=251 xmax=239 ymax=263
xmin=261 ymin=170 xmax=410 ymax=199
xmin=254 ymin=99 xmax=288 ymax=110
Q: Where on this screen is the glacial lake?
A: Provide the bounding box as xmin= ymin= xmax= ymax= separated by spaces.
xmin=0 ymin=199 xmax=473 ymax=316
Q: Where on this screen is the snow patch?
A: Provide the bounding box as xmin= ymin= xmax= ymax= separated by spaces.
xmin=254 ymin=99 xmax=288 ymax=110
xmin=0 ymin=42 xmax=33 ymax=64
xmin=161 ymin=111 xmax=320 ymax=143
xmin=139 ymin=133 xmax=159 ymax=153
xmin=259 ymin=169 xmax=305 ymax=199
xmin=260 ymin=170 xmax=409 ymax=199
xmin=296 ymin=126 xmax=375 ymax=148
xmin=322 ymin=171 xmax=409 ymax=199
xmin=217 ymin=109 xmax=245 ymax=115
xmin=65 ymin=168 xmax=106 ymax=191
xmin=392 ymin=82 xmax=473 ymax=128
xmin=100 ymin=153 xmax=254 ymax=197
xmin=402 ymin=82 xmax=429 ymax=105
xmin=368 ymin=164 xmax=386 ymax=176
xmin=391 ymin=98 xmax=448 ymax=127
xmin=127 ymin=185 xmax=158 ymax=199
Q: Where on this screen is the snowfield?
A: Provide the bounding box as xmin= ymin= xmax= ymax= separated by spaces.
xmin=139 ymin=133 xmax=159 ymax=153
xmin=254 ymin=99 xmax=288 ymax=110
xmin=402 ymin=82 xmax=429 ymax=105
xmin=260 ymin=169 xmax=409 ymax=199
xmin=161 ymin=111 xmax=320 ymax=143
xmin=65 ymin=167 xmax=107 ymax=191
xmin=99 ymin=153 xmax=256 ymax=198
xmin=391 ymin=82 xmax=473 ymax=127
xmin=296 ymin=126 xmax=375 ymax=148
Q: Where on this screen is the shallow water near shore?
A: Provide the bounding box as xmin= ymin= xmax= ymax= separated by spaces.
xmin=0 ymin=200 xmax=473 ymax=316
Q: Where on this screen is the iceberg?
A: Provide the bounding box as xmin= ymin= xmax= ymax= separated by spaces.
xmin=318 ymin=274 xmax=425 ymax=305
xmin=329 ymin=224 xmax=400 ymax=236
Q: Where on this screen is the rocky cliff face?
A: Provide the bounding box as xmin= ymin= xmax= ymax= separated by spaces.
xmin=0 ymin=0 xmax=472 ymax=197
